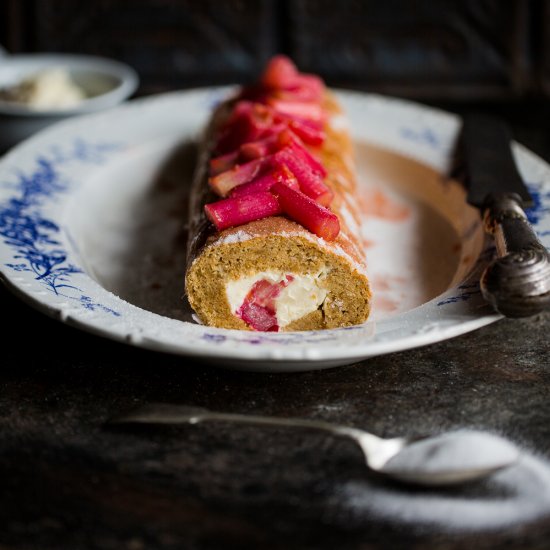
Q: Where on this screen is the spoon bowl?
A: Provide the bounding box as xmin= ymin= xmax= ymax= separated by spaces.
xmin=109 ymin=404 xmax=520 ymax=487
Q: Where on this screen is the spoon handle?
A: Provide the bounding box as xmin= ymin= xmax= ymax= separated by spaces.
xmin=110 ymin=404 xmax=409 ymax=473
xmin=110 ymin=403 xmax=365 ymax=441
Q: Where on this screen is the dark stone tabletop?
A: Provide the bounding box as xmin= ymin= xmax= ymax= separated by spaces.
xmin=1 ymin=100 xmax=550 ymax=549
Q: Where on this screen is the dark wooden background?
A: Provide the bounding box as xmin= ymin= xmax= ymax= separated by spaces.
xmin=1 ymin=0 xmax=550 ymax=100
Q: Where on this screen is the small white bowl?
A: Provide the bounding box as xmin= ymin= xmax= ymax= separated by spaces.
xmin=0 ymin=53 xmax=139 ymax=151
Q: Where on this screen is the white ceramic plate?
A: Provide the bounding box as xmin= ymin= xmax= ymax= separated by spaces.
xmin=1 ymin=88 xmax=549 ymax=371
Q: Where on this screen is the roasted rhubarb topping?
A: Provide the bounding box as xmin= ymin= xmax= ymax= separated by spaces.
xmin=271 ymin=148 xmax=333 ymax=206
xmin=230 ymin=165 xmax=299 ymax=198
xmin=205 ymin=192 xmax=281 ymax=231
xmin=272 ymin=181 xmax=340 ymax=241
xmin=204 ymin=55 xmax=340 ymax=240
xmin=260 ymin=55 xmax=299 ymax=90
xmin=209 ymin=157 xmax=267 ymax=197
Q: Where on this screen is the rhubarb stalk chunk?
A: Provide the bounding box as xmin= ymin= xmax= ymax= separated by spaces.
xmin=205 ymin=192 xmax=281 ymax=231
xmin=272 ymin=181 xmax=340 ymax=241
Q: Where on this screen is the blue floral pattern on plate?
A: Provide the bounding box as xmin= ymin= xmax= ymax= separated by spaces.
xmin=0 ymin=139 xmax=122 ymax=316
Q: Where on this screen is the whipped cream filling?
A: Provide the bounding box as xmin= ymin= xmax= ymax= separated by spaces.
xmin=226 ymin=270 xmax=328 ymax=329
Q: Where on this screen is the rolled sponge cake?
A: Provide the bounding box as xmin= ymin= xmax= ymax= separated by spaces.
xmin=185 ymin=74 xmax=371 ymax=331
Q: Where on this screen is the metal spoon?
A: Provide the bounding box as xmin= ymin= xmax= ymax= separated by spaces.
xmin=109 ymin=403 xmax=519 ymax=486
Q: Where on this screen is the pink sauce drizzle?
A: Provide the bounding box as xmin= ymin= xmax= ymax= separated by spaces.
xmin=373 ymin=296 xmax=399 ymax=313
xmin=370 ymin=275 xmax=406 ymax=314
xmin=359 ymin=189 xmax=411 ymax=221
xmin=236 ymin=275 xmax=295 ymax=331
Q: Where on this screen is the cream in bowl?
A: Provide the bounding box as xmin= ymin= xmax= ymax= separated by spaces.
xmin=0 ymin=67 xmax=87 ymax=110
xmin=0 ymin=53 xmax=139 ymax=151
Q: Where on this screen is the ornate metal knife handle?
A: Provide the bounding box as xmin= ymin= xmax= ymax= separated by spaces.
xmin=481 ymin=192 xmax=550 ymax=317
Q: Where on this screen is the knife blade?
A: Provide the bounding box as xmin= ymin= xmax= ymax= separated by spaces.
xmin=463 ymin=115 xmax=533 ymax=209
xmin=461 ymin=114 xmax=550 ymax=317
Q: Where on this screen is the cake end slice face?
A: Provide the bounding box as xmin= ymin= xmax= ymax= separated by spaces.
xmin=185 ymin=232 xmax=371 ymax=332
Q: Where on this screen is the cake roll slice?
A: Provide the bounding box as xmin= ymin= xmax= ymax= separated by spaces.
xmin=185 ymin=56 xmax=371 ymax=332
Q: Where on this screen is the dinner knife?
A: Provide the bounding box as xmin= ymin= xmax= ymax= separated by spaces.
xmin=461 ymin=114 xmax=550 ymax=317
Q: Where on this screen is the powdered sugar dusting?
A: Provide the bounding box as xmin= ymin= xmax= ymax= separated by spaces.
xmin=338 ymin=440 xmax=550 ymax=532
xmin=213 ymin=229 xmax=252 ymax=246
